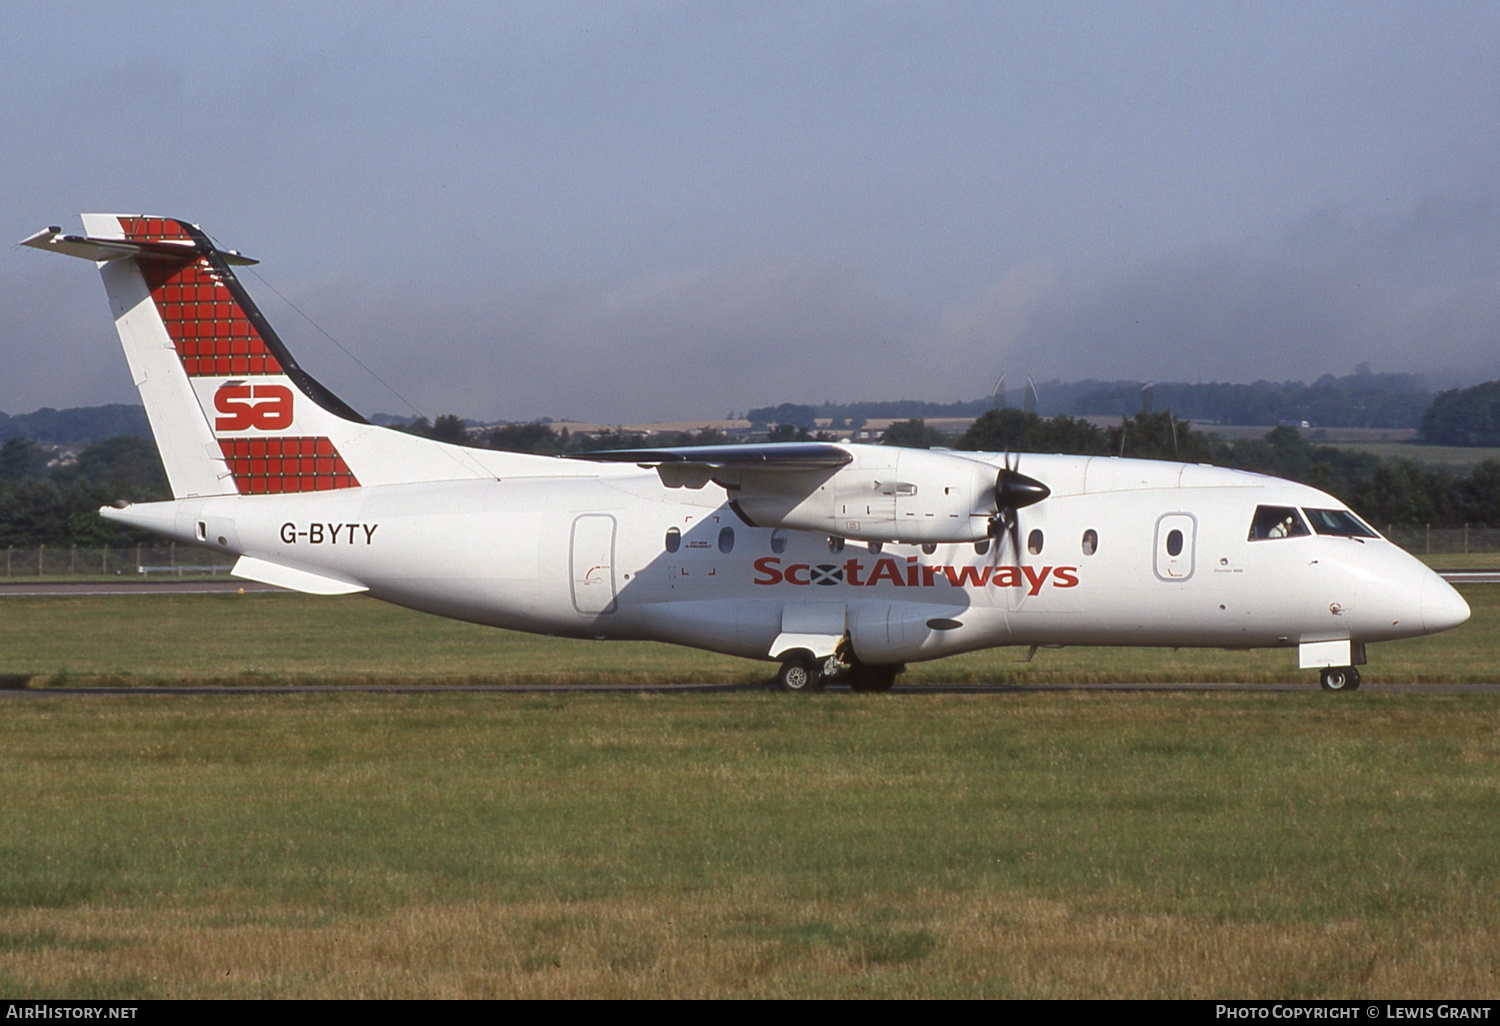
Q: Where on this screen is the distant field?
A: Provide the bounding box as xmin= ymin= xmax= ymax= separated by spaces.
xmin=1322 ymin=441 xmax=1500 ymax=468
xmin=3 ymin=689 xmax=1499 ymax=998
xmin=0 ymin=585 xmax=1493 ymax=687
xmin=1418 ymin=552 xmax=1500 ymax=570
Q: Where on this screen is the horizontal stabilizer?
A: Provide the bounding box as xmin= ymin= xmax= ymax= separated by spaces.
xmin=19 ymin=225 xmax=258 ymax=264
xmin=232 ymin=555 xmax=367 ymax=595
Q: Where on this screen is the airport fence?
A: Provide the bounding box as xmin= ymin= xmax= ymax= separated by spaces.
xmin=1383 ymin=526 xmax=1500 ymax=557
xmin=2 ymin=544 xmax=234 ymax=578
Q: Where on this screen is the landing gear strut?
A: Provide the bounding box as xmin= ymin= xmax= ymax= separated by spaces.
xmin=1319 ymin=666 xmax=1361 ymax=692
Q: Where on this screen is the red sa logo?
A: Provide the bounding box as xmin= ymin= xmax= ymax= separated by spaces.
xmin=214 ymin=383 xmax=294 ymax=431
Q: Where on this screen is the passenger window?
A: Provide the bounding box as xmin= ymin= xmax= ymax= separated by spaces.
xmin=718 ymin=527 xmax=735 ymax=553
xmin=1303 ymin=508 xmax=1378 ymax=538
xmin=828 ymin=536 xmax=845 ymax=553
xmin=1166 ymin=529 xmax=1183 ymax=557
xmin=1081 ymin=529 xmax=1097 ymax=556
xmin=868 ymin=540 xmax=883 ymax=554
xmin=1027 ymin=529 xmax=1043 ymax=556
xmin=665 ymin=527 xmax=681 ymax=553
xmin=771 ymin=528 xmax=788 ymax=554
xmin=974 ymin=538 xmax=990 ymax=556
xmin=921 ymin=542 xmax=937 ymax=555
xmin=1248 ymin=505 xmax=1310 ymax=541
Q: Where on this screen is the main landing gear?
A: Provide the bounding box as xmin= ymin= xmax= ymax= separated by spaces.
xmin=774 ymin=652 xmax=903 ymax=693
xmin=776 ymin=654 xmax=823 ymax=693
xmin=1319 ymin=666 xmax=1362 ymax=692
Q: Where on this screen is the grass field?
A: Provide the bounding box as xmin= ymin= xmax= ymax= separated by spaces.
xmin=0 ymin=585 xmax=1495 ymax=687
xmin=1323 ymin=441 xmax=1500 ymax=468
xmin=2 ymin=690 xmax=1499 ymax=998
xmin=1420 ymin=553 xmax=1500 ymax=570
xmin=1 ymin=589 xmax=1496 ymax=998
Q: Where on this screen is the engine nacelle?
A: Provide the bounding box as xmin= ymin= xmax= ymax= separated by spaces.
xmin=730 ymin=447 xmax=999 ymax=544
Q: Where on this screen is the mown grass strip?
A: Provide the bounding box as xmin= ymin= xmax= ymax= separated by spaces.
xmin=1 ymin=691 xmax=1498 ymax=998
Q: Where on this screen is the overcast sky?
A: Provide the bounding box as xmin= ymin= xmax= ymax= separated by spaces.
xmin=4 ymin=1 xmax=1497 ymax=423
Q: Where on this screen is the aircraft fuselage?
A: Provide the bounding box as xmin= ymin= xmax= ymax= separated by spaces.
xmin=107 ymin=451 xmax=1467 ymax=667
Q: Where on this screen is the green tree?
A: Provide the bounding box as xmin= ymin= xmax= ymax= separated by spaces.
xmin=956 ymin=409 xmax=1108 ymax=455
xmin=0 ymin=438 xmax=45 ymax=481
xmin=1421 ymin=380 xmax=1500 ymax=446
xmin=746 ymin=403 xmax=818 ymax=429
xmin=768 ymin=423 xmax=813 ymax=443
xmin=0 ymin=479 xmax=77 ymax=546
xmin=879 ymin=419 xmax=950 ymax=449
xmin=55 ymin=436 xmax=169 ymax=495
xmin=1453 ymin=459 xmax=1500 ymax=526
xmin=1107 ymin=411 xmax=1213 ymax=462
xmin=483 ymin=422 xmax=564 ymax=454
xmin=431 ymin=414 xmax=470 ymax=444
xmin=956 ymin=409 xmax=1042 ymax=452
xmin=661 ymin=428 xmax=729 ymax=447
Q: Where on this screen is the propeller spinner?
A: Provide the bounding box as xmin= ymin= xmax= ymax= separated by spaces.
xmin=990 ymin=457 xmax=1051 ymax=555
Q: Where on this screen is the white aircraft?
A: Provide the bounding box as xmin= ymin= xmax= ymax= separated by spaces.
xmin=23 ymin=215 xmax=1471 ymax=692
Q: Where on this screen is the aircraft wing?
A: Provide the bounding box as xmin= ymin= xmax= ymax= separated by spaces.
xmin=566 ymin=442 xmax=852 ymax=491
xmin=569 ymin=440 xmax=1018 ymax=544
xmin=567 ymin=442 xmax=851 ymax=470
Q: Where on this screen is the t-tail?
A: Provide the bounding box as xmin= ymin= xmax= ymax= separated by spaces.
xmin=21 ymin=215 xmax=535 ymax=499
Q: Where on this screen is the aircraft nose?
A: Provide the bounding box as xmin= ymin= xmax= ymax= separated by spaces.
xmin=1421 ymin=571 xmax=1470 ymax=634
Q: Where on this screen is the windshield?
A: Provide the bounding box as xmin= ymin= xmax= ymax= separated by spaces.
xmin=1248 ymin=505 xmax=1310 ymax=541
xmin=1303 ymin=508 xmax=1378 ymax=538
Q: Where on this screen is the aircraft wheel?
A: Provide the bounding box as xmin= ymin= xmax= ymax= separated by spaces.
xmin=1320 ymin=666 xmax=1361 ymax=692
xmin=848 ymin=663 xmax=898 ymax=692
xmin=776 ymin=655 xmax=823 ymax=693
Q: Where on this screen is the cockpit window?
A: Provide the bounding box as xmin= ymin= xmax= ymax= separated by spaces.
xmin=1303 ymin=508 xmax=1378 ymax=538
xmin=1248 ymin=505 xmax=1310 ymax=541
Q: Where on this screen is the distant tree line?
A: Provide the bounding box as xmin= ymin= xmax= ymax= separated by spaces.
xmin=1421 ymin=380 xmax=1500 ymax=446
xmin=4 ymin=374 xmax=1500 ymax=546
xmin=877 ymin=410 xmax=1500 ymax=528
xmin=743 ymin=369 xmax=1436 ymax=430
xmin=0 ymin=368 xmax=1466 ymax=453
xmin=0 ymin=436 xmax=169 ymax=547
xmin=0 ymin=404 xmax=150 ymax=444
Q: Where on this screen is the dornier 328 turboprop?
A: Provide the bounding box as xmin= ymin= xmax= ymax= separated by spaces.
xmin=23 ymin=216 xmax=1471 ymax=691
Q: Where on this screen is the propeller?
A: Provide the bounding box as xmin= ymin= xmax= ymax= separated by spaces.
xmin=989 ymin=451 xmax=1050 ymax=560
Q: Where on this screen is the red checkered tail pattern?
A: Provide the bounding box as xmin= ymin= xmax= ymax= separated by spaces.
xmin=23 ymin=215 xmax=516 ymax=498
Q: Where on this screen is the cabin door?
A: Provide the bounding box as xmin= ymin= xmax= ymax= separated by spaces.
xmin=1154 ymin=513 xmax=1197 ymax=582
xmin=570 ymin=514 xmax=618 ymax=614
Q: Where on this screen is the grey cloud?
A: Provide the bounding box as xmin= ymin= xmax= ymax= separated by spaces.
xmin=991 ymin=188 xmax=1500 ymax=388
xmin=274 ymin=259 xmax=930 ymax=424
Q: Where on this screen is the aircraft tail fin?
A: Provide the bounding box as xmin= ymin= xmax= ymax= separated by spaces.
xmin=23 ymin=215 xmax=519 ymax=498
